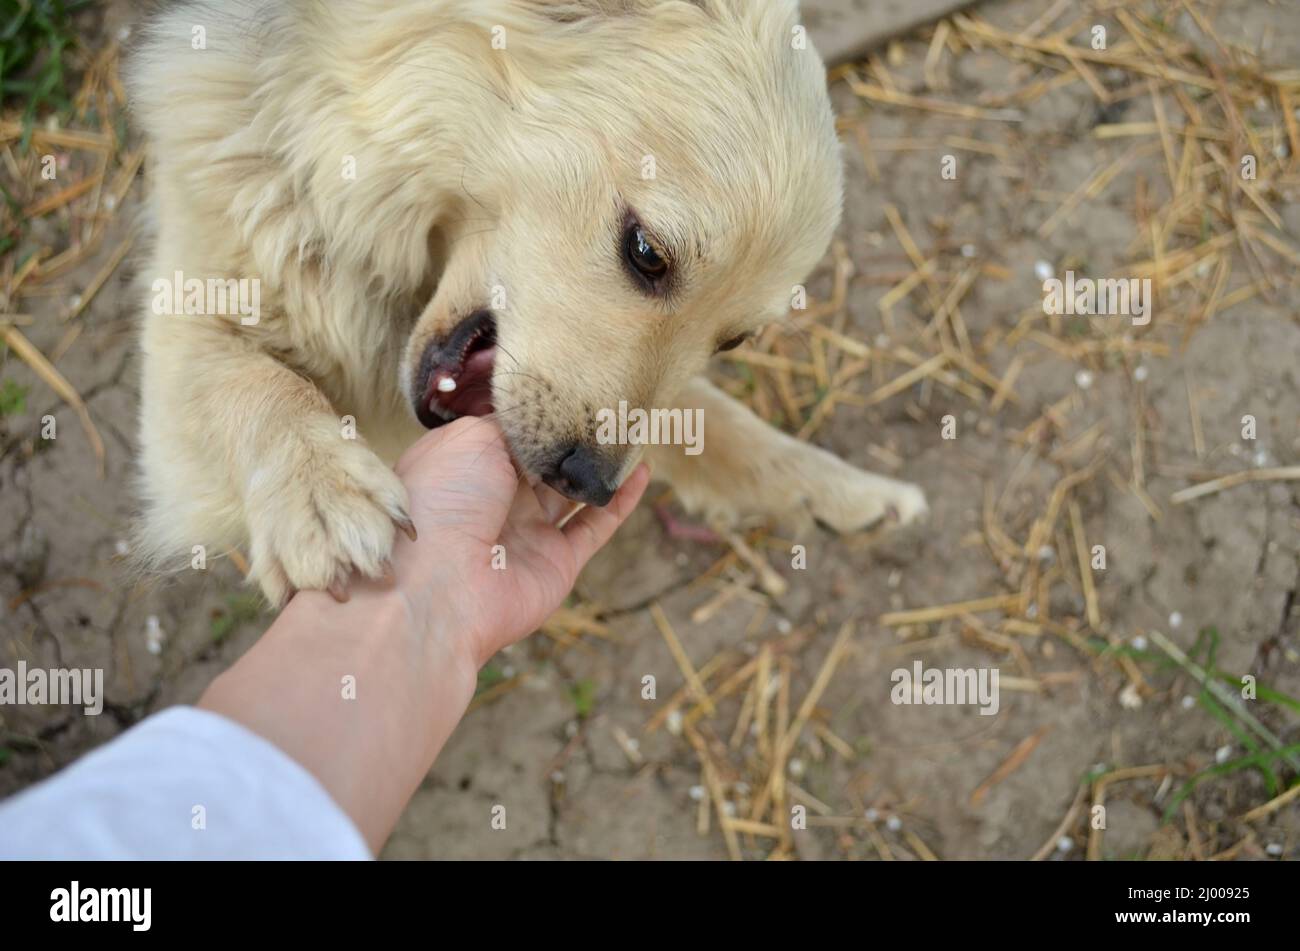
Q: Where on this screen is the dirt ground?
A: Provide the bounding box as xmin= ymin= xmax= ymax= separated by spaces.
xmin=2 ymin=0 xmax=1298 ymax=860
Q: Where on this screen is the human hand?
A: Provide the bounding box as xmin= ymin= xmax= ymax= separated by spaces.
xmin=385 ymin=418 xmax=648 ymax=669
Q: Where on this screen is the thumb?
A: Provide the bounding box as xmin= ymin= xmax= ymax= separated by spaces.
xmin=558 ymin=463 xmax=650 ymax=569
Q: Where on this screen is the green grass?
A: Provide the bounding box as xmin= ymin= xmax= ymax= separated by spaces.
xmin=1160 ymin=628 xmax=1300 ymax=817
xmin=0 ymin=0 xmax=94 ymax=146
xmin=0 ymin=177 xmax=23 ymax=255
xmin=209 ymin=592 xmax=265 ymax=644
xmin=0 ymin=733 xmax=41 ymax=766
xmin=568 ymin=679 xmax=596 ymax=718
xmin=0 ymin=379 xmax=27 ymax=415
xmin=475 ymin=662 xmax=506 ymax=695
xmin=1085 ymin=626 xmax=1300 ymax=820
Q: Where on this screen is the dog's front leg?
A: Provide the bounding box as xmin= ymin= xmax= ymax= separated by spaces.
xmin=644 ymin=378 xmax=927 ymax=533
xmin=138 ymin=317 xmax=412 ymax=606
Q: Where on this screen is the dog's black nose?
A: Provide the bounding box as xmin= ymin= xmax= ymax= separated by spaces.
xmin=546 ymin=445 xmax=618 ymax=507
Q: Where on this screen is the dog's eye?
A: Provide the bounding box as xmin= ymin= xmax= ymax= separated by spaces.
xmin=623 ymin=224 xmax=669 ymax=288
xmin=715 ymin=333 xmax=752 ymax=353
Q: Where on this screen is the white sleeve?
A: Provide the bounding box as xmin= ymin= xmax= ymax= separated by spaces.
xmin=0 ymin=706 xmax=371 ymax=860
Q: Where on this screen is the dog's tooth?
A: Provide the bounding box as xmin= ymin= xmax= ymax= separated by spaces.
xmin=436 ymin=374 xmax=457 ymax=393
xmin=427 ymin=396 xmax=456 ymax=421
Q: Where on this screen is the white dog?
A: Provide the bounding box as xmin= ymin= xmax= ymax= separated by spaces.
xmin=129 ymin=0 xmax=927 ymax=604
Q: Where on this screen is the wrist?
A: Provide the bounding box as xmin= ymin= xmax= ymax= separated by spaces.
xmin=206 ymin=583 xmax=478 ymax=853
xmin=344 ymin=575 xmax=480 ymax=704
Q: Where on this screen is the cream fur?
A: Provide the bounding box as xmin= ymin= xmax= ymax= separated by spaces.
xmin=129 ymin=0 xmax=925 ymax=604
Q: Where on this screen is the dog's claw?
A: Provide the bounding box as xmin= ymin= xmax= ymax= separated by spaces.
xmin=396 ymin=516 xmax=418 ymax=543
xmin=327 ymin=578 xmax=350 ymax=603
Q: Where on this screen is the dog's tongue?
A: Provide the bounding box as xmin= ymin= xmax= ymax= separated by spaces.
xmin=434 ymin=346 xmax=496 ymax=417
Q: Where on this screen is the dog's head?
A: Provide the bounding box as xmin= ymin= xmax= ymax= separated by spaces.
xmin=402 ymin=0 xmax=843 ymax=505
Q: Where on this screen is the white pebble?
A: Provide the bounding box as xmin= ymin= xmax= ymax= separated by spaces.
xmin=1266 ymin=842 xmax=1284 ymax=856
xmin=114 ymin=539 xmax=130 ymax=556
xmin=1169 ymin=612 xmax=1182 ymax=629
xmin=1215 ymin=744 xmax=1232 ymax=764
xmin=1119 ymin=682 xmax=1143 ymax=709
xmin=1253 ymin=449 xmax=1271 ymax=468
xmin=885 ymin=815 xmax=902 ymax=832
xmin=145 ymin=615 xmax=164 ymax=655
xmin=864 ymin=808 xmax=880 ymax=822
xmin=1181 ymin=695 xmax=1196 ymax=710
xmin=722 ymin=801 xmax=737 ymax=817
xmin=688 ymin=784 xmax=706 ymax=802
xmin=1133 ymin=365 xmax=1149 ymax=382
xmin=1034 ymin=260 xmax=1055 ymax=281
xmin=1132 ymin=635 xmax=1148 ymax=651
xmin=961 ymin=243 xmax=976 ymax=258
xmin=776 ymin=618 xmax=792 ymax=634
xmin=1075 ymin=369 xmax=1094 ymax=390
xmin=1056 ymin=836 xmax=1075 ymax=853
xmin=787 ymin=757 xmax=805 ymax=778
xmin=666 ymin=709 xmax=684 ymax=735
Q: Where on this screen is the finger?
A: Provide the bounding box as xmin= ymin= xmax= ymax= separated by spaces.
xmin=534 ymin=483 xmax=580 ymax=525
xmin=560 ymin=463 xmax=650 ymax=566
xmin=395 ymin=417 xmax=510 ymax=478
xmin=506 ymin=473 xmax=548 ymax=527
xmin=507 ymin=476 xmax=581 ymax=527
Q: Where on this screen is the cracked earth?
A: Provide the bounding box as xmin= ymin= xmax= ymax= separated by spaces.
xmin=2 ymin=0 xmax=1298 ymax=859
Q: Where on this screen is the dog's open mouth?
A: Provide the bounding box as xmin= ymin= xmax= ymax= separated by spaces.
xmin=415 ymin=310 xmax=498 ymax=429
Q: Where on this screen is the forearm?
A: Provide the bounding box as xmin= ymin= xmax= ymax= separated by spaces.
xmin=198 ymin=582 xmax=477 ymax=853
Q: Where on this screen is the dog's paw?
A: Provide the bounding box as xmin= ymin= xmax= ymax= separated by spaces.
xmin=807 ymin=466 xmax=929 ymax=534
xmin=243 ymin=435 xmax=413 ymax=606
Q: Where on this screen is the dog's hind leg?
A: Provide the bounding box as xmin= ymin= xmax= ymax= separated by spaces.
xmin=643 ymin=378 xmax=927 ymax=533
